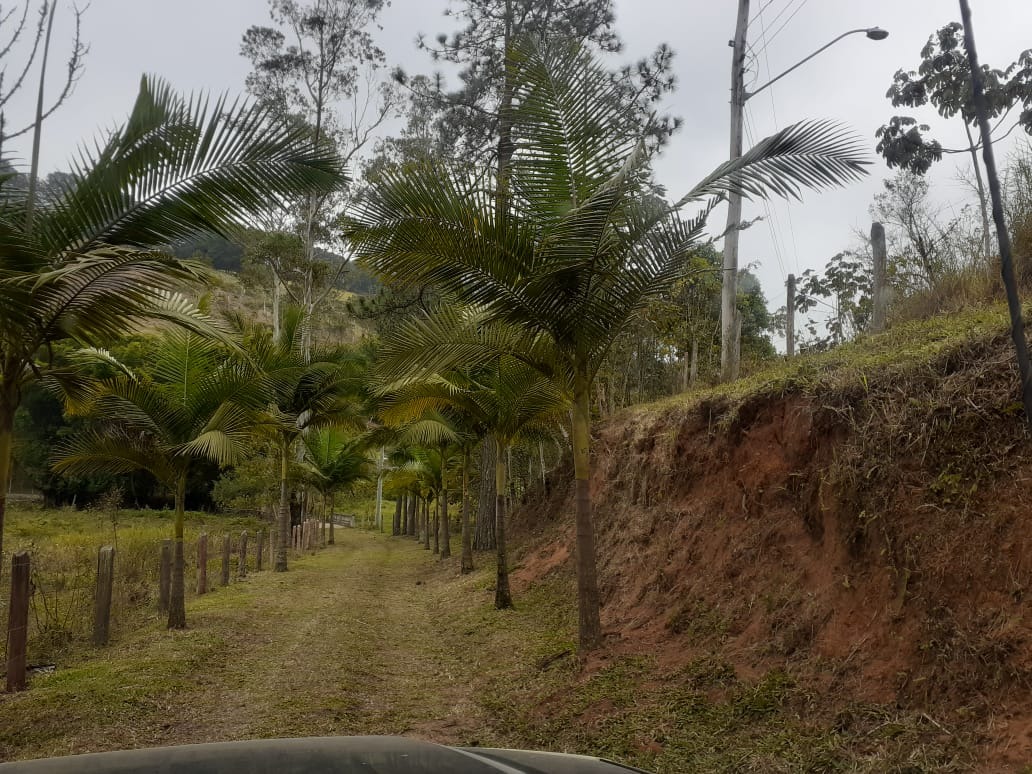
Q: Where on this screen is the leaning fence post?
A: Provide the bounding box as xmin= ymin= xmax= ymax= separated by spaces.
xmin=238 ymin=531 xmax=248 ymax=579
xmin=93 ymin=546 xmax=115 ymax=647
xmin=158 ymin=539 xmax=172 ymax=614
xmin=197 ymin=532 xmax=208 ymax=595
xmin=6 ymin=552 xmax=31 ymax=691
xmin=255 ymin=529 xmax=264 ymax=572
xmin=220 ymin=534 xmax=231 ymax=586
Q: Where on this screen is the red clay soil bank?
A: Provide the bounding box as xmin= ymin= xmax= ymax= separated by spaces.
xmin=510 ymin=332 xmax=1032 ymax=769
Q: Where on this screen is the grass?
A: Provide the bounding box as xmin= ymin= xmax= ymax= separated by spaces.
xmin=631 ymin=302 xmax=1014 ymax=427
xmin=0 ymin=516 xmax=982 ymax=771
xmin=0 ymin=505 xmax=266 ymax=666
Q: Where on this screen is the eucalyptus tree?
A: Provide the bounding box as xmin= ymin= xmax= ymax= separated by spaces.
xmin=347 ymin=38 xmax=868 ymax=647
xmin=376 ymin=307 xmax=568 ymax=608
xmin=53 ymin=328 xmax=258 ymax=629
xmin=0 ymin=75 xmax=343 ymax=568
xmin=239 ymin=307 xmax=367 ymax=572
xmin=242 ymin=0 xmax=399 ymax=347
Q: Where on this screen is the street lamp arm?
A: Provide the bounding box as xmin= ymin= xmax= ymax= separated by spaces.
xmin=746 ymin=28 xmax=886 ymax=101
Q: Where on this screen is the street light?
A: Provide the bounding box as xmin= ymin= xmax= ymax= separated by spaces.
xmin=746 ymin=28 xmax=889 ymax=100
xmin=718 ymin=15 xmax=888 ymax=382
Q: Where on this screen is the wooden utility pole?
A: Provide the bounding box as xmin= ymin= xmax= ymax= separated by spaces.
xmin=959 ymin=0 xmax=1032 ymax=433
xmin=871 ymin=222 xmax=888 ymax=333
xmin=786 ymin=274 xmax=796 ymax=356
xmin=720 ymin=0 xmax=751 ymax=382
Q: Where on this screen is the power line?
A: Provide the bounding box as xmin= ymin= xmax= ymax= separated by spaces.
xmin=751 ymin=0 xmax=804 ymax=56
xmin=755 ymin=2 xmax=803 ymax=276
xmin=756 ymin=0 xmax=812 ymax=56
xmin=743 ymin=106 xmax=788 ymax=283
xmin=748 ymin=0 xmax=783 ymax=26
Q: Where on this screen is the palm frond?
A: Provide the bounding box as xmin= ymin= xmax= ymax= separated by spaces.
xmin=38 ymin=75 xmax=346 ymax=255
xmin=676 ymin=120 xmax=869 ymax=206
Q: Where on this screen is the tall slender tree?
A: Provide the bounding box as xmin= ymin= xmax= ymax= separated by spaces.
xmin=242 ymin=0 xmax=399 ymax=347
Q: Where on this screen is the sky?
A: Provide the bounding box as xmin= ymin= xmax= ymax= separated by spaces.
xmin=6 ymin=0 xmax=1032 ymax=335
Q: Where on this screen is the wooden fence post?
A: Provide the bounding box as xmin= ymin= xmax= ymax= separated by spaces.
xmin=786 ymin=273 xmax=796 ymax=357
xmin=220 ymin=534 xmax=231 ymax=586
xmin=238 ymin=531 xmax=248 ymax=579
xmin=255 ymin=529 xmax=264 ymax=572
xmin=158 ymin=539 xmax=172 ymax=614
xmin=196 ymin=532 xmax=208 ymax=595
xmin=93 ymin=546 xmax=115 ymax=647
xmin=6 ymin=552 xmax=31 ymax=691
xmin=871 ymin=222 xmax=888 ymax=333
xmin=302 ymin=521 xmax=310 ymax=551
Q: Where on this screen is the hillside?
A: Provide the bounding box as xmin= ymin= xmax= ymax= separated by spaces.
xmin=509 ymin=304 xmax=1032 ymax=771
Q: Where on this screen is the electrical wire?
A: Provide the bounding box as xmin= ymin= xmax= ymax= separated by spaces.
xmin=753 ymin=0 xmax=811 ymax=58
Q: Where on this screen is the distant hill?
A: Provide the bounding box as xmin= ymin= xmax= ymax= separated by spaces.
xmin=171 ymin=234 xmax=381 ymax=296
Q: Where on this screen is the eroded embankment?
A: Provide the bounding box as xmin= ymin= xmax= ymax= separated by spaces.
xmin=511 ymin=309 xmax=1032 ymax=769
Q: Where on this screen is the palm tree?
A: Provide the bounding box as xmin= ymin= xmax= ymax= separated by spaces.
xmin=241 ymin=308 xmax=367 ymax=572
xmin=377 ymin=307 xmax=568 ymax=608
xmin=0 ymin=74 xmax=343 ymax=567
xmin=53 ymin=328 xmax=259 ymax=628
xmin=346 ymin=38 xmax=868 ymax=648
xmin=300 ymin=428 xmax=372 ymax=545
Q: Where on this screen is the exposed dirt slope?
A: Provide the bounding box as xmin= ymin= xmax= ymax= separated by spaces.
xmin=511 ymin=306 xmax=1032 ymax=771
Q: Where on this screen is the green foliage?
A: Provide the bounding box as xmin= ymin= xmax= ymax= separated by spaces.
xmin=876 ymin=21 xmax=1032 ymax=173
xmin=795 ymin=250 xmax=874 ymax=349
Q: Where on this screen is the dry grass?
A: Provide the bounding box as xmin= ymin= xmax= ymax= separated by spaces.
xmin=0 ymin=506 xmax=266 ymax=667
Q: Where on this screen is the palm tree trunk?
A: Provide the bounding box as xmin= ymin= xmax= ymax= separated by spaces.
xmin=167 ymin=474 xmax=188 ymax=629
xmin=422 ymin=496 xmax=430 ymax=550
xmin=0 ymin=398 xmax=15 ymax=576
xmin=328 ymin=492 xmax=335 ymax=545
xmin=407 ymin=492 xmax=417 ymax=537
xmin=275 ymin=443 xmax=290 ymax=572
xmin=475 ymin=438 xmax=497 ymax=550
xmin=393 ymin=496 xmax=402 ymax=536
xmin=432 ymin=495 xmax=440 ymax=554
xmin=440 ymin=479 xmax=451 ymax=559
xmin=461 ymin=449 xmax=474 ymax=574
xmin=494 ymin=441 xmax=513 ymax=610
xmin=573 ymin=371 xmax=602 ymax=649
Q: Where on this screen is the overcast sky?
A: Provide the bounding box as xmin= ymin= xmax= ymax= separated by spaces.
xmin=7 ymin=0 xmax=1032 ymax=332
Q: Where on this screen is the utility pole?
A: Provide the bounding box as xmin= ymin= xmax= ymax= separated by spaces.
xmin=786 ymin=274 xmax=796 ymax=356
xmin=720 ymin=0 xmax=750 ymax=382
